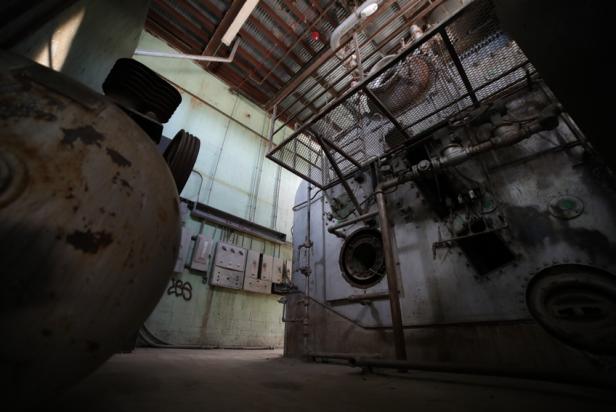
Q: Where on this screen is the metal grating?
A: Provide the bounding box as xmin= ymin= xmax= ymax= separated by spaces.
xmin=268 ymin=0 xmax=534 ymax=189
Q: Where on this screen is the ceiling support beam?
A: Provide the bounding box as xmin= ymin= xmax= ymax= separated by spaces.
xmin=202 ymin=0 xmax=246 ymax=68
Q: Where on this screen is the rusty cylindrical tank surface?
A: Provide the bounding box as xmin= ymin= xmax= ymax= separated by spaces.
xmin=0 ymin=52 xmax=181 ymax=407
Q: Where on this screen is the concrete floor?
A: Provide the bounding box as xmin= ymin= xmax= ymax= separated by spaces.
xmin=43 ymin=349 xmax=614 ymax=412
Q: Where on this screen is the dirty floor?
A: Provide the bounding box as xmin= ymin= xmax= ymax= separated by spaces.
xmin=41 ymin=349 xmax=614 ymax=411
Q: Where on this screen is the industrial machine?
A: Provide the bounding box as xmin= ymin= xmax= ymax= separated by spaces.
xmin=270 ymin=0 xmax=616 ymax=384
xmin=0 ymin=52 xmax=200 ymax=407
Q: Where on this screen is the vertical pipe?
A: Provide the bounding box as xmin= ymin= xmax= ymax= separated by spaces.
xmin=248 ymin=115 xmax=269 ymax=221
xmin=268 ymin=105 xmax=277 ymax=151
xmin=375 ymin=187 xmax=407 ymax=360
xmin=205 ymin=95 xmax=240 ymax=203
xmin=271 ymin=165 xmax=282 ymax=228
xmin=303 ymin=182 xmax=313 ymax=356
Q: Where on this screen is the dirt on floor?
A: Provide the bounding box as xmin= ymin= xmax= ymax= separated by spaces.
xmin=38 ymin=349 xmax=615 ymax=412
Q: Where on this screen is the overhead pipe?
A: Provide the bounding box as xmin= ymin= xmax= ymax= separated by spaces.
xmin=380 ymin=105 xmax=562 ymax=191
xmin=375 ymin=187 xmax=407 ymax=361
xmin=134 ymin=38 xmax=240 ymax=63
xmin=330 ymin=0 xmax=381 ymax=57
xmin=327 ymin=210 xmax=379 ymax=238
xmin=271 ymin=0 xmax=442 ymax=130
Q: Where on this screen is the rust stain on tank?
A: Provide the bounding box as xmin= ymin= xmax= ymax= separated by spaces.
xmin=111 ymin=172 xmax=133 ymax=192
xmin=61 ymin=126 xmax=104 ymax=148
xmin=105 ymin=147 xmax=132 ymax=167
xmin=0 ymin=99 xmax=57 ymax=121
xmin=65 ymin=229 xmax=113 ymax=253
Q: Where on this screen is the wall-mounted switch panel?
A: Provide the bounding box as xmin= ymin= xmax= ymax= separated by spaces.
xmin=245 ymin=250 xmax=260 ymax=279
xmin=243 ymin=277 xmax=272 ymax=294
xmin=272 ymin=257 xmax=284 ymax=284
xmin=214 ymin=242 xmax=247 ymax=272
xmin=260 ymin=254 xmax=273 ymax=281
xmin=173 ymin=227 xmax=192 ymax=273
xmin=210 ymin=266 xmax=244 ymax=289
xmin=190 ymin=235 xmax=212 ymax=272
xmin=283 ymin=259 xmax=292 ymax=282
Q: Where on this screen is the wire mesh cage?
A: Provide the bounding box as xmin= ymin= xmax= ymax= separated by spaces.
xmin=267 ymin=0 xmax=534 ymax=189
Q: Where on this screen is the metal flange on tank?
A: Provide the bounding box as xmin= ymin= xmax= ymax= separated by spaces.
xmin=0 ymin=52 xmax=182 ymax=408
xmin=526 ymin=264 xmax=616 ymax=355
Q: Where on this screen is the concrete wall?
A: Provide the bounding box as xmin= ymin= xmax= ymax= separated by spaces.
xmin=10 ymin=0 xmax=150 ymax=92
xmin=135 ymin=32 xmax=301 ymax=347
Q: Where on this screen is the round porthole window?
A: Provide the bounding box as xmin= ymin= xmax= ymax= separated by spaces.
xmin=339 ymin=228 xmax=386 ymax=289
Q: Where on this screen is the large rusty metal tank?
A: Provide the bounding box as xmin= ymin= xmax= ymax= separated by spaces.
xmin=0 ymin=52 xmax=181 ymax=407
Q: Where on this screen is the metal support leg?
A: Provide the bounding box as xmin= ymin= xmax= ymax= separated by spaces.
xmin=375 ymin=188 xmax=407 ymax=360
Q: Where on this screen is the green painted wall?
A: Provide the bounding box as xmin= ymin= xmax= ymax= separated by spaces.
xmin=135 ymin=32 xmax=300 ymax=347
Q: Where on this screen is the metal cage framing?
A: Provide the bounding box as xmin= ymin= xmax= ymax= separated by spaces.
xmin=267 ymin=0 xmax=534 ymax=189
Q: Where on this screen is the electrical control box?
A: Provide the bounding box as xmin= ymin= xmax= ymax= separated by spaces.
xmin=214 ymin=242 xmax=247 ymax=272
xmin=272 ymin=257 xmax=284 ymax=284
xmin=283 ymin=259 xmax=292 ymax=282
xmin=243 ymin=277 xmax=271 ymax=294
xmin=210 ymin=266 xmax=244 ymax=289
xmin=173 ymin=227 xmax=192 ymax=273
xmin=260 ymin=254 xmax=273 ymax=282
xmin=241 ymin=249 xmax=273 ymax=294
xmin=245 ymin=249 xmax=260 ymax=279
xmin=190 ymin=235 xmax=212 ymax=272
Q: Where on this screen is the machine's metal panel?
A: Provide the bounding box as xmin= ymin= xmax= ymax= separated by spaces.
xmin=272 ymin=257 xmax=284 ymax=284
xmin=190 ymin=235 xmax=212 ymax=272
xmin=245 ymin=249 xmax=261 ymax=279
xmin=213 ymin=242 xmax=247 ymax=272
xmin=243 ymin=277 xmax=272 ymax=294
xmin=210 ymin=266 xmax=244 ymax=290
xmin=173 ymin=227 xmax=192 ymax=273
xmin=292 ymin=114 xmax=616 ymax=329
xmin=260 ymin=254 xmax=274 ymax=281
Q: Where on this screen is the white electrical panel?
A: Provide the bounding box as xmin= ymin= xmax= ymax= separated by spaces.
xmin=173 ymin=227 xmax=192 ymax=273
xmin=245 ymin=249 xmax=260 ymax=279
xmin=272 ymin=257 xmax=284 ymax=284
xmin=243 ymin=277 xmax=271 ymax=294
xmin=190 ymin=235 xmax=212 ymax=272
xmin=260 ymin=254 xmax=273 ymax=281
xmin=210 ymin=266 xmax=244 ymax=289
xmin=214 ymin=242 xmax=247 ymax=272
